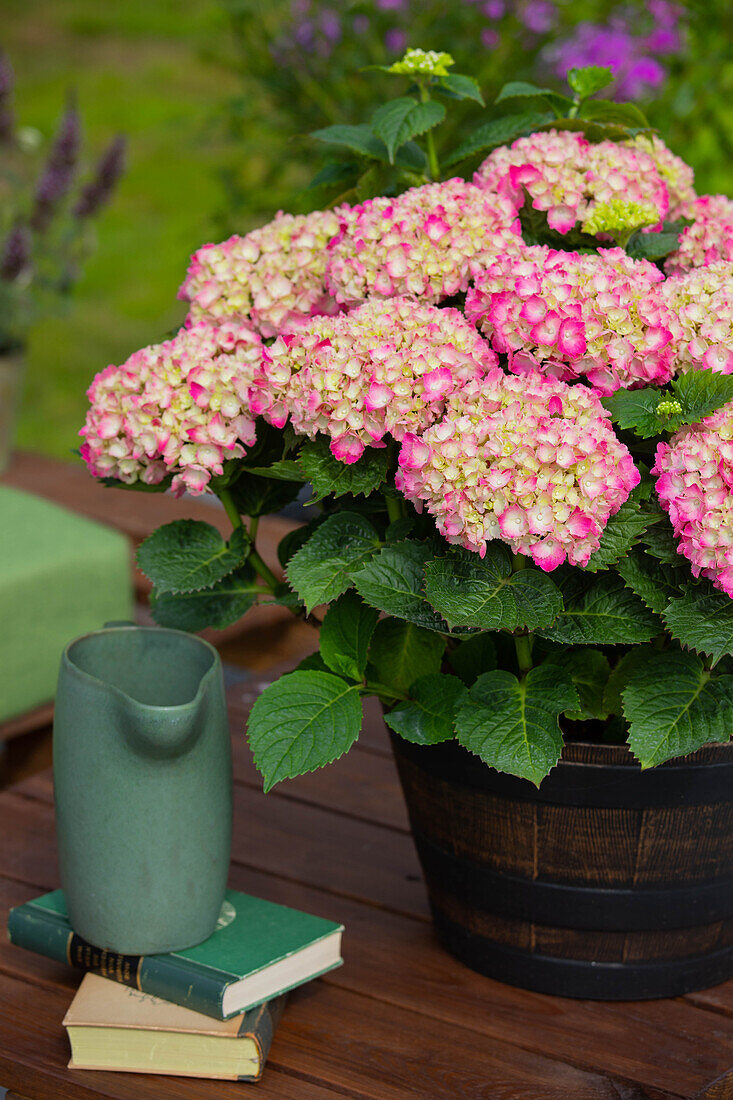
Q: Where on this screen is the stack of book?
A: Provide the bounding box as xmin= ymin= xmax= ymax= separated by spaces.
xmin=8 ymin=888 xmax=343 ymax=1081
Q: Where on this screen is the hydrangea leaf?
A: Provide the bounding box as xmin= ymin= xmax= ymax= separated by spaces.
xmin=150 ymin=565 xmax=260 ymax=632
xmin=494 ymin=81 xmax=571 ymax=115
xmin=287 ymin=512 xmax=381 ymax=612
xmin=298 ymin=436 xmax=389 ymax=500
xmin=601 ymin=388 xmax=667 ymax=438
xmin=445 ymin=110 xmax=555 ymax=166
xmin=437 ymin=73 xmax=484 ymax=105
xmin=247 ymin=671 xmax=362 ymax=792
xmin=385 ymin=674 xmax=468 ymax=745
xmin=579 ymin=100 xmax=649 ymax=128
xmin=423 ymin=546 xmax=562 ymax=631
xmin=641 ymin=515 xmax=681 ymax=564
xmin=319 ymin=592 xmax=379 ymax=682
xmin=230 ymin=471 xmax=302 ymax=517
xmin=368 ymin=618 xmax=446 ymax=696
xmin=583 ymin=500 xmax=659 ymax=571
xmin=603 ymin=645 xmax=658 ymax=717
xmin=353 ymin=541 xmax=448 ymax=630
xmin=455 ymin=665 xmax=578 ymax=785
xmin=671 ymin=368 xmax=733 ymax=427
xmin=277 ymin=517 xmax=325 ymax=569
xmin=603 ymin=369 xmax=733 ymax=439
xmin=626 ymin=221 xmax=685 ymax=261
xmin=623 ymin=651 xmax=733 ymax=767
xmin=538 ymin=571 xmax=662 ymax=645
xmin=448 ymin=633 xmax=498 ymax=686
xmin=616 ymin=549 xmax=686 ymax=614
xmin=244 ymin=460 xmax=306 ymax=482
xmin=371 ymin=97 xmax=445 ymax=163
xmin=663 ymin=583 xmax=733 ymax=665
xmin=567 ymin=65 xmax=614 ymax=99
xmin=542 ymin=648 xmax=611 ymax=721
xmin=137 ymin=521 xmax=250 ymax=595
xmin=310 ymin=123 xmax=387 ymax=160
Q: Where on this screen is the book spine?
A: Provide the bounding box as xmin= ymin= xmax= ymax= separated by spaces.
xmin=243 ymin=993 xmax=287 ymax=1080
xmin=8 ymin=905 xmax=227 ymax=1019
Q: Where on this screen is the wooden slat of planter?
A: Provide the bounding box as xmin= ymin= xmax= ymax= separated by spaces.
xmin=2 ymin=796 xmax=732 ymax=1097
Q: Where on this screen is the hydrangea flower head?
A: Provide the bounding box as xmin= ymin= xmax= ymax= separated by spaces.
xmin=80 ymin=321 xmax=264 ymax=497
xmin=465 ymin=245 xmax=682 ymax=394
xmin=179 ymin=208 xmax=348 ymax=337
xmin=664 ymin=194 xmax=733 ymax=274
xmin=662 ymin=262 xmax=733 ymax=376
xmin=474 ymin=128 xmax=669 ymax=237
xmin=325 ymin=179 xmax=522 ymax=306
xmin=397 ymin=369 xmax=639 ymax=569
xmin=626 ymin=134 xmax=695 ymax=216
xmin=252 ymin=297 xmax=498 ymax=463
xmin=653 ymin=401 xmax=733 ymax=596
xmin=388 ymin=48 xmax=454 ymax=76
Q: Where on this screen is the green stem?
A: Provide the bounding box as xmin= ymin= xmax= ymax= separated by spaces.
xmin=363 ymin=681 xmax=408 ymax=703
xmin=511 ymin=553 xmax=533 ymax=675
xmin=419 ymin=82 xmax=441 ymax=181
xmin=219 ymin=488 xmax=278 ymax=591
xmin=385 ymin=492 xmax=402 ymax=525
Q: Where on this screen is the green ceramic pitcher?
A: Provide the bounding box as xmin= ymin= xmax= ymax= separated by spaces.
xmin=53 ymin=623 xmax=232 ymax=954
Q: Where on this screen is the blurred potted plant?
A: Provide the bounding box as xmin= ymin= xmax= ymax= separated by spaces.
xmin=0 ymin=52 xmax=125 ymax=471
xmin=80 ymin=54 xmax=733 ymax=1000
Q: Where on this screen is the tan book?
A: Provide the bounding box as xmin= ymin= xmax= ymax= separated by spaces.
xmin=63 ymin=973 xmax=286 ymax=1081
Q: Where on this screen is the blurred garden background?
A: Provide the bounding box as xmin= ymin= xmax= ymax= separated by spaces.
xmin=4 ymin=0 xmax=731 ymax=459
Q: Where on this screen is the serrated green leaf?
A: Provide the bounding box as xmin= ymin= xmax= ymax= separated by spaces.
xmin=579 ymin=99 xmax=649 ymax=128
xmin=247 ymin=671 xmax=362 ymax=791
xmin=601 ymin=388 xmax=665 ymax=438
xmin=371 ymin=97 xmax=445 ymax=163
xmin=542 ymin=648 xmax=611 ymax=721
xmin=287 ymin=512 xmax=380 ymax=613
xmin=310 ymin=123 xmax=387 ymax=160
xmin=495 ymin=82 xmax=571 ymax=115
xmin=448 ymin=633 xmax=497 ymax=686
xmin=319 ymin=592 xmax=379 ymax=681
xmin=567 ymin=65 xmax=614 ymax=99
xmin=623 ymin=651 xmax=733 ymax=767
xmin=137 ymin=521 xmax=249 ymax=595
xmin=298 ymin=436 xmax=389 ymax=501
xmin=626 ymin=222 xmax=685 ymax=261
xmin=394 ymin=140 xmax=428 ymax=171
xmin=368 ymin=618 xmax=446 ymax=696
xmin=671 ymin=368 xmax=733 ymax=428
xmin=150 ymin=565 xmax=260 ymax=632
xmin=437 ymin=73 xmax=484 ymax=104
xmin=641 ymin=515 xmax=680 ymax=564
xmin=306 ymin=161 xmax=359 ymax=191
xmin=423 ymin=546 xmax=562 ymax=631
xmin=538 ymin=571 xmax=662 ymax=645
xmin=603 ymin=645 xmax=658 ymax=716
xmin=296 ymin=651 xmax=330 ymax=673
xmin=455 ymin=666 xmax=578 ymax=785
xmin=583 ymin=499 xmax=658 ymax=571
xmin=616 ymin=550 xmax=685 ymax=614
xmin=277 ymin=518 xmax=323 ymax=569
xmin=230 ymin=471 xmax=302 ymax=518
xmin=244 ymin=460 xmax=306 ymax=482
xmin=444 ymin=110 xmax=555 ymax=166
xmin=385 ymin=673 xmax=468 ymax=745
xmin=663 ymin=583 xmax=733 ymax=664
xmin=353 ymin=541 xmax=447 ymax=630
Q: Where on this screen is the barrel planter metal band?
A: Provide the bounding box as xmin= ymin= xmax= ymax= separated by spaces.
xmin=390 ymin=733 xmax=733 ymax=1000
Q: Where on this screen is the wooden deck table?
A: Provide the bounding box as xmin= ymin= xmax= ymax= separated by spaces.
xmin=2 ymin=454 xmax=733 ymax=1098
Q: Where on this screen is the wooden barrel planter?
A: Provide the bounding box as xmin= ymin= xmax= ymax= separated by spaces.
xmin=390 ymin=733 xmax=733 ymax=1000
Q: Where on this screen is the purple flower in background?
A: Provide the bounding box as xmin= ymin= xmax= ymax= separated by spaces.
xmin=520 ymin=0 xmax=556 ymax=35
xmin=0 ymin=52 xmax=14 ymax=144
xmin=385 ymin=28 xmax=407 ymax=53
xmin=483 ymin=1 xmax=505 ymax=19
xmin=353 ymin=15 xmax=370 ymax=35
xmin=0 ymin=225 xmax=31 ymax=281
xmin=74 ymin=134 xmax=126 ymax=220
xmin=320 ymin=9 xmax=342 ymax=43
xmin=31 ymin=96 xmax=82 ymax=231
xmin=377 ymin=0 xmax=407 ymax=9
xmin=482 ymin=28 xmax=500 ymax=48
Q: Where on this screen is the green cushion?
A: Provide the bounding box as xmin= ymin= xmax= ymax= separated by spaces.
xmin=0 ymin=485 xmax=134 ymax=722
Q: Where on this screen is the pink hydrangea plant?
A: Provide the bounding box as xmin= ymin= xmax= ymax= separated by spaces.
xmin=664 ymin=194 xmax=733 ymax=275
xmin=662 ymin=262 xmax=733 ymax=375
xmin=626 ymin=134 xmax=696 ymax=216
xmin=251 ymin=296 xmax=498 ymax=463
xmin=653 ymin=401 xmax=733 ymax=596
xmin=324 ymin=178 xmax=522 ymax=306
xmin=179 ymin=208 xmax=349 ymax=337
xmin=474 ymin=128 xmax=669 ymax=236
xmin=396 ymin=368 xmax=640 ymax=569
xmin=80 ymin=321 xmax=264 ymax=497
xmin=465 ymin=245 xmax=682 ymax=393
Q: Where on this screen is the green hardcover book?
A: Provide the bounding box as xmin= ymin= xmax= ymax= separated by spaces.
xmin=8 ymin=889 xmax=343 ymax=1020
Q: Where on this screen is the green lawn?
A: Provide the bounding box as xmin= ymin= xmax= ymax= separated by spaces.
xmin=4 ymin=0 xmax=251 ymax=458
